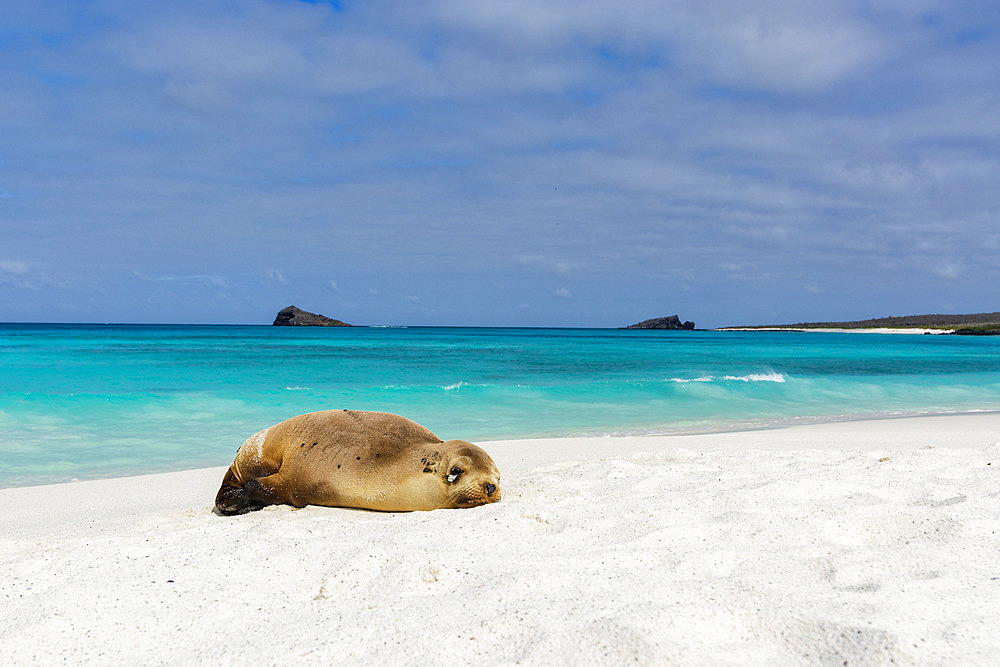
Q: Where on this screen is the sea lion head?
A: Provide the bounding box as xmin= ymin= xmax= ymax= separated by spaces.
xmin=439 ymin=440 xmax=501 ymax=507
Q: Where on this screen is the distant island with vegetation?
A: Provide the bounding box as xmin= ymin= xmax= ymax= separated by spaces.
xmin=719 ymin=312 xmax=1000 ymax=335
xmin=624 ymin=315 xmax=695 ymax=330
xmin=273 ymin=305 xmax=351 ymax=327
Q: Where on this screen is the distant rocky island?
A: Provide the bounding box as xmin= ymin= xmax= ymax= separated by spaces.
xmin=720 ymin=312 xmax=1000 ymax=335
xmin=624 ymin=315 xmax=695 ymax=330
xmin=273 ymin=306 xmax=351 ymax=327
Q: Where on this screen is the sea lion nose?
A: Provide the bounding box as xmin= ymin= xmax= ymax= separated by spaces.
xmin=485 ymin=483 xmax=496 ymax=497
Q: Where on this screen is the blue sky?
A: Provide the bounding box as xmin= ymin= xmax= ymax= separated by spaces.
xmin=1 ymin=0 xmax=998 ymax=327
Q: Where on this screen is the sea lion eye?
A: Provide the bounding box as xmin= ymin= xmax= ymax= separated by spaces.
xmin=447 ymin=467 xmax=463 ymax=483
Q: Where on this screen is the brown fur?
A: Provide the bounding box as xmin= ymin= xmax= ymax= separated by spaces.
xmin=214 ymin=410 xmax=501 ymax=515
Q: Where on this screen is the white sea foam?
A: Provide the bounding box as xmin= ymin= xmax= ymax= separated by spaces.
xmin=727 ymin=372 xmax=787 ymax=383
xmin=669 ymin=373 xmax=787 ymax=383
xmin=443 ymin=381 xmax=468 ymax=391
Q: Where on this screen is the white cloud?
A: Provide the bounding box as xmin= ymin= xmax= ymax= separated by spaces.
xmin=328 ymin=280 xmax=339 ymax=291
xmin=555 ymin=287 xmax=572 ymax=298
xmin=0 ymin=260 xmax=30 ymax=274
xmin=264 ymin=270 xmax=288 ymax=285
xmin=929 ymin=262 xmax=962 ymax=280
xmin=163 ymin=80 xmax=236 ymax=113
xmin=141 ymin=273 xmax=229 ymax=286
xmin=514 ymin=254 xmax=582 ymax=275
xmin=718 ymin=263 xmax=772 ymax=283
xmin=415 ymin=0 xmax=883 ymax=94
xmin=672 ymin=2 xmax=883 ymax=93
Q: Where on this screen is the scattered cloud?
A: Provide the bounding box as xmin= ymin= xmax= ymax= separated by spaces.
xmin=929 ymin=262 xmax=962 ymax=280
xmin=263 ymin=270 xmax=289 ymax=285
xmin=0 ymin=261 xmax=30 ymax=275
xmin=672 ymin=2 xmax=884 ymax=93
xmin=0 ymin=1 xmax=998 ymax=325
xmin=718 ymin=263 xmax=772 ymax=284
xmin=555 ymin=287 xmax=572 ymax=299
xmin=136 ymin=273 xmax=229 ymax=287
xmin=514 ymin=254 xmax=582 ymax=276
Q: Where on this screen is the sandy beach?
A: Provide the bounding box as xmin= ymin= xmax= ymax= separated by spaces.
xmin=2 ymin=414 xmax=999 ymax=665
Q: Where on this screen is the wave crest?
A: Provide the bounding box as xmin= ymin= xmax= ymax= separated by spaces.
xmin=670 ymin=373 xmax=787 ymax=384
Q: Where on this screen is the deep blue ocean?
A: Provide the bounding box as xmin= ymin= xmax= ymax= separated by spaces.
xmin=3 ymin=324 xmax=1000 ymax=488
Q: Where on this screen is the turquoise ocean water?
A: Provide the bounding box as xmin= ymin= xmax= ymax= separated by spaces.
xmin=3 ymin=324 xmax=1000 ymax=488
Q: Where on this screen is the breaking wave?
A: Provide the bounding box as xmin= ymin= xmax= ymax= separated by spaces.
xmin=669 ymin=373 xmax=787 ymax=384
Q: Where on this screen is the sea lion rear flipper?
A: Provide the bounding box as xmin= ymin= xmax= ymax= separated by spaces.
xmin=214 ymin=468 xmax=298 ymax=515
xmin=214 ymin=467 xmax=261 ymax=515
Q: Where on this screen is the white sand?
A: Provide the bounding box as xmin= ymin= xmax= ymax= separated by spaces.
xmin=2 ymin=414 xmax=999 ymax=665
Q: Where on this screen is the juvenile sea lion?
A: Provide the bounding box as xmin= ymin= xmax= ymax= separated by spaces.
xmin=214 ymin=410 xmax=501 ymax=515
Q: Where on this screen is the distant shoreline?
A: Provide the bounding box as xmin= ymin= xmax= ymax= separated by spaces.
xmin=717 ymin=327 xmax=953 ymax=335
xmin=719 ymin=311 xmax=1000 ymax=334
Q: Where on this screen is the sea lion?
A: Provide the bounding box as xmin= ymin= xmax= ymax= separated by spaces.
xmin=214 ymin=410 xmax=501 ymax=515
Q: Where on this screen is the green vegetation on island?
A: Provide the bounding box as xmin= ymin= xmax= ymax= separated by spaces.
xmin=722 ymin=312 xmax=1000 ymax=334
